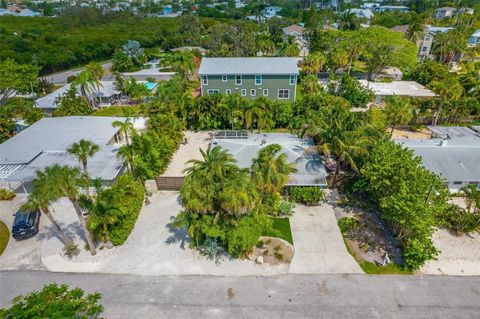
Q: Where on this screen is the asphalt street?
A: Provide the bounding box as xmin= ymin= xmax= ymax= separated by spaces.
xmin=44 ymin=62 xmax=113 ymax=85
xmin=1 ymin=271 xmax=479 ymax=318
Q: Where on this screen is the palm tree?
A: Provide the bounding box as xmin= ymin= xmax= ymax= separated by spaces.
xmin=67 ymin=139 xmax=100 ymax=196
xmin=181 ymin=146 xmax=240 ymax=214
xmin=462 ymin=184 xmax=480 ymax=214
xmin=167 ymin=51 xmax=196 ymax=80
xmin=22 ymin=168 xmax=73 ymax=247
xmin=47 ymin=165 xmax=97 ymax=255
xmin=85 ymin=62 xmax=105 ymax=93
xmin=406 ymin=12 xmax=424 ymax=43
xmin=385 ymin=96 xmax=414 ymax=135
xmin=428 ymin=78 xmax=464 ymax=125
xmin=112 ymin=118 xmax=133 ymax=145
xmin=251 ymin=144 xmax=297 ymax=196
xmin=81 ymin=187 xmax=124 ymax=244
xmin=301 ymin=52 xmax=326 ymax=75
xmin=73 ymin=69 xmax=99 ymax=110
xmin=117 ymin=143 xmax=136 ymax=174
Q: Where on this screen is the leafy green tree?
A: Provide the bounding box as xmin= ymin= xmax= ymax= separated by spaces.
xmin=0 ymin=59 xmax=39 ymax=105
xmin=300 ymin=74 xmax=323 ymax=95
xmin=167 ymin=51 xmax=197 ymax=80
xmin=0 ymin=284 xmax=103 ymax=318
xmin=355 ymin=140 xmax=450 ymax=269
xmin=338 ymin=11 xmax=361 ymax=31
xmin=301 ymin=52 xmax=326 ymax=75
xmin=279 ymin=36 xmax=300 ymax=57
xmin=357 ymin=27 xmax=418 ymax=80
xmin=428 ymin=77 xmax=464 ymax=125
xmin=53 ymin=87 xmax=91 ymax=117
xmin=336 ymin=75 xmax=374 ymax=108
xmin=385 ymin=96 xmax=414 ymax=134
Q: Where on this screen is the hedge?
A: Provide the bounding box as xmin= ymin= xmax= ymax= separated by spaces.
xmin=288 ymin=186 xmax=324 ymax=205
xmin=108 ymin=174 xmax=145 ymax=246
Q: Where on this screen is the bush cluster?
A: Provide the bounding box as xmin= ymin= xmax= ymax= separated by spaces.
xmin=0 ymin=188 xmax=16 ymax=201
xmin=437 ymin=205 xmax=480 ymax=235
xmin=338 ymin=217 xmax=360 ymax=236
xmin=107 ymin=174 xmax=145 ymax=245
xmin=288 ymin=186 xmax=324 ymax=206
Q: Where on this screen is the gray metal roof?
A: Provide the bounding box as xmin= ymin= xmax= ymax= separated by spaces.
xmin=427 ymin=126 xmax=480 ymax=139
xmin=199 ymin=57 xmax=300 ymax=75
xmin=396 ymin=138 xmax=480 ymax=183
xmin=34 ymin=81 xmax=120 ymax=109
xmin=0 ymin=116 xmax=125 ymax=182
xmin=215 ymin=133 xmax=327 ymax=186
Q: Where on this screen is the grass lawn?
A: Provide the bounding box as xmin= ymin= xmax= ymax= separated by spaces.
xmin=265 ymin=217 xmax=293 ymax=245
xmin=92 ymin=105 xmax=142 ymax=117
xmin=0 ymin=221 xmax=10 ymax=256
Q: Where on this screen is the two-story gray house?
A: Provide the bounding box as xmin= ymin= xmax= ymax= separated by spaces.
xmin=198 ymin=57 xmax=300 ymax=102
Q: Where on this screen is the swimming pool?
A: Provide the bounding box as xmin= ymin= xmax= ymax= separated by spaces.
xmin=144 ymin=82 xmax=158 ymax=91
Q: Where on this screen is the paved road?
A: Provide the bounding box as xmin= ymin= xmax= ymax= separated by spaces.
xmin=44 ymin=62 xmax=113 ymax=85
xmin=1 ymin=271 xmax=479 ymax=318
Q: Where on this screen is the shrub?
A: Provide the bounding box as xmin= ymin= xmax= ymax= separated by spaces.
xmin=438 ymin=205 xmax=480 ymax=235
xmin=0 ymin=188 xmax=15 ymax=201
xmin=276 ymin=200 xmax=296 ymax=217
xmin=63 ymin=242 xmax=80 ymax=259
xmin=403 ymin=237 xmax=438 ymax=270
xmin=198 ymin=237 xmax=223 ymax=261
xmin=288 ymin=186 xmax=323 ymax=205
xmin=338 ymin=217 xmax=360 ymax=235
xmin=107 ymin=174 xmax=145 ymax=246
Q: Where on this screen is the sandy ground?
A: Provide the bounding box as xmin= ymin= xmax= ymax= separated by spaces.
xmin=162 ymin=131 xmax=211 ymax=176
xmin=421 ymin=229 xmax=480 ymax=276
xmin=391 ymin=128 xmax=431 ymax=140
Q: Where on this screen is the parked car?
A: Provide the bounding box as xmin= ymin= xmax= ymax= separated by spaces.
xmin=11 ymin=210 xmax=40 ymax=240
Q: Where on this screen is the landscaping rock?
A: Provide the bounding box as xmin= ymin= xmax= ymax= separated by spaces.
xmin=255 ymin=256 xmax=264 ymax=264
xmin=144 ymin=180 xmax=157 ymax=194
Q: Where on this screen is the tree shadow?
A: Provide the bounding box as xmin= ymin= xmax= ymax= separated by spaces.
xmin=165 ymin=215 xmax=189 ymax=250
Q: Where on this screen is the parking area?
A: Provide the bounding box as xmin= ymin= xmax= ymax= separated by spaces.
xmin=288 ymin=205 xmax=363 ymax=274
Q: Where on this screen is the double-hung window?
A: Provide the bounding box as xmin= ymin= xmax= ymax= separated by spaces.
xmin=235 ymin=75 xmax=242 ymax=85
xmin=289 ymin=75 xmax=296 ymax=85
xmin=278 ymin=89 xmax=289 ymax=99
xmin=263 ymin=89 xmax=269 ymax=96
xmin=241 ymin=89 xmax=247 ymax=96
xmin=255 ymin=75 xmax=262 ymax=85
xmin=250 ymin=89 xmax=256 ymax=96
xmin=222 ymin=75 xmax=228 ymax=82
xmin=202 ymin=75 xmax=208 ymax=85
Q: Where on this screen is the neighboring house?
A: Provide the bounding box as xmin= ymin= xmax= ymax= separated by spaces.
xmin=263 ymin=6 xmax=282 ymax=18
xmin=396 ymin=126 xmax=480 ymax=192
xmin=375 ymin=6 xmax=410 ymax=13
xmin=380 ymin=67 xmax=403 ymax=81
xmin=214 ymin=132 xmax=328 ymax=188
xmin=358 ymin=80 xmax=436 ymax=105
xmin=34 ymin=81 xmax=122 ymax=112
xmin=0 ymin=116 xmax=133 ymax=192
xmin=435 ymin=7 xmax=474 ymax=19
xmin=344 ymin=8 xmax=374 ymax=20
xmin=417 ymin=25 xmax=454 ymax=60
xmin=171 ymin=46 xmax=208 ymax=56
xmin=198 ymin=57 xmax=300 ymax=102
xmin=121 ymin=68 xmax=175 ymax=82
xmin=282 ymin=24 xmax=309 ymax=57
xmin=468 ymin=29 xmax=480 ymax=47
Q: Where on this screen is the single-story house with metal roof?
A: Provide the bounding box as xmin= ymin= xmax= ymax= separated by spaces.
xmin=0 ymin=116 xmax=132 ymax=193
xmin=213 ymin=132 xmax=328 ymax=187
xmin=358 ymin=80 xmax=436 ymax=105
xmin=396 ymin=127 xmax=480 ymax=192
xmin=199 ymin=57 xmax=301 ymax=102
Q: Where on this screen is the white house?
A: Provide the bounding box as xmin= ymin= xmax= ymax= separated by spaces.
xmin=358 ymin=80 xmax=436 ymax=105
xmin=435 ymin=7 xmax=474 ymax=19
xmin=418 ymin=25 xmax=454 ymax=60
xmin=282 ymin=25 xmax=309 ymax=57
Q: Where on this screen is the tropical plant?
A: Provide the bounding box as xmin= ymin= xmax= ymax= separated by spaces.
xmin=0 ymin=284 xmax=104 ymax=318
xmin=67 ymin=139 xmax=100 ymax=196
xmin=0 ymin=188 xmax=16 ymax=200
xmin=112 ymin=118 xmax=134 ymax=145
xmin=301 ymin=52 xmax=326 ymax=75
xmin=288 ymin=186 xmax=324 ymax=206
xmin=461 ymin=184 xmax=480 ymax=214
xmin=166 ymin=51 xmax=197 ymax=80
xmin=385 ymin=96 xmax=414 ymax=134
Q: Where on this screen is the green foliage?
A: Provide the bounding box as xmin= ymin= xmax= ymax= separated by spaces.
xmin=355 ymin=141 xmax=450 ymax=269
xmin=53 ymin=86 xmax=91 ymax=117
xmin=112 ymin=40 xmax=147 ymax=72
xmin=0 ymin=221 xmax=9 ymax=256
xmin=0 ymin=59 xmax=39 ymax=104
xmin=92 ymin=105 xmax=141 ymax=117
xmin=198 ymin=237 xmax=224 ymax=261
xmin=438 ymin=204 xmax=480 ymax=235
xmin=338 ymin=216 xmax=360 ymax=235
xmin=336 ymin=75 xmax=374 ymax=108
xmin=264 ymin=217 xmax=293 ymax=245
xmin=0 ymin=284 xmax=103 ymax=318
xmin=288 ymin=186 xmax=324 ymax=206
xmin=0 ymin=16 xmax=179 ymax=74
xmin=277 ymin=200 xmax=296 ymax=217
xmin=104 ymin=174 xmax=145 ymax=246
xmin=371 ymin=12 xmax=410 ymax=28
xmin=0 ymin=188 xmax=16 ymax=200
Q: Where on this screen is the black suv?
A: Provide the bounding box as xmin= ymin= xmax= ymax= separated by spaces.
xmin=11 ymin=210 xmax=40 ymax=240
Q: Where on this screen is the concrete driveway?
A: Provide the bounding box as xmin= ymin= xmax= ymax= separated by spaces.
xmin=288 ymin=205 xmax=363 ymax=274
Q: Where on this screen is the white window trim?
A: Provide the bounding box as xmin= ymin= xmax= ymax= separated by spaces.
xmin=222 ymin=75 xmax=228 ymax=82
xmin=250 ymin=89 xmax=256 ymax=97
xmin=255 ymin=75 xmax=262 ymax=85
xmin=241 ymin=89 xmax=247 ymax=96
xmin=278 ymin=89 xmax=290 ymax=99
xmin=263 ymin=89 xmax=269 ymax=96
xmin=207 ymin=89 xmax=219 ymax=94
xmin=202 ymin=75 xmax=208 ymax=85
xmin=235 ymin=75 xmax=242 ymax=85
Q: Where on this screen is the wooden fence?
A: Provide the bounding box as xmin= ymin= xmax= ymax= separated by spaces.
xmin=155 ymin=176 xmax=184 ymax=191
